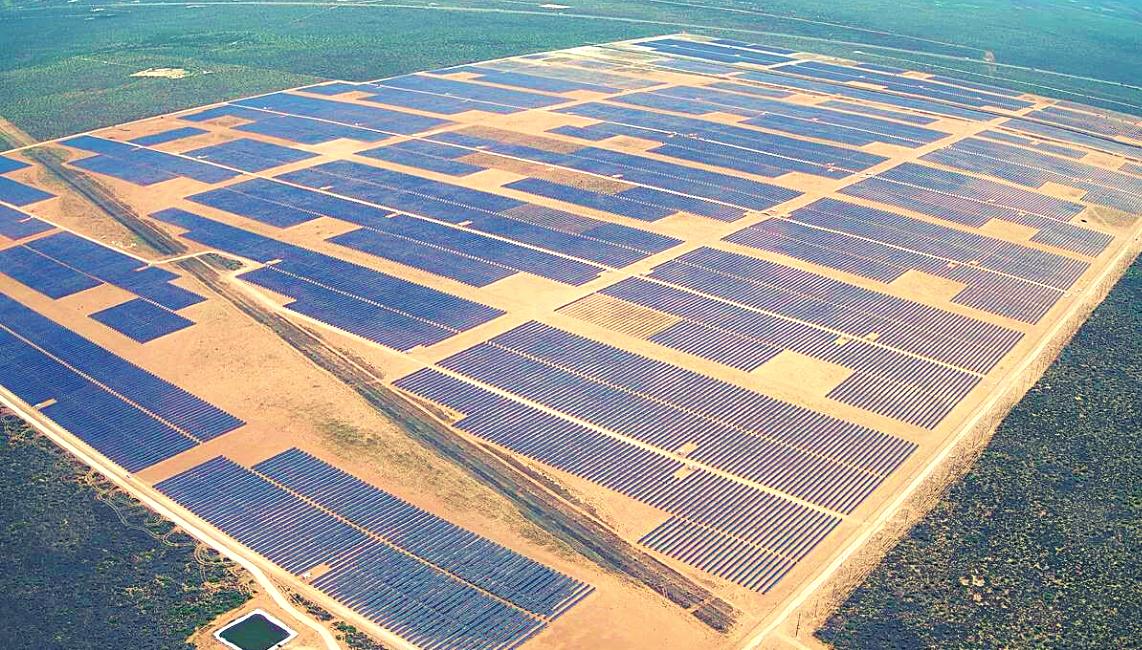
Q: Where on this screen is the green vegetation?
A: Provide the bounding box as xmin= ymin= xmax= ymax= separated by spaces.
xmin=818 ymin=257 xmax=1142 ymax=648
xmin=0 ymin=413 xmax=250 ymax=650
xmin=1 ymin=0 xmax=1139 ymax=141
xmin=334 ymin=621 xmax=393 ymax=650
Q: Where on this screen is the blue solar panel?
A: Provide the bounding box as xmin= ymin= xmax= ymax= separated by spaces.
xmin=658 ymin=247 xmax=1021 ymax=373
xmin=352 ymin=213 xmax=603 ymax=286
xmin=90 ymin=298 xmax=194 ymax=342
xmin=1001 ymin=119 xmax=1141 ymax=159
xmin=394 ymin=367 xmax=846 ymax=593
xmin=433 ymin=130 xmax=797 ymax=215
xmin=299 ymin=81 xmax=365 ymax=96
xmin=0 ymin=294 xmax=241 ymax=469
xmin=63 ymin=135 xmax=238 ymax=186
xmin=329 ymin=226 xmax=515 ymax=287
xmin=480 ymin=58 xmax=658 ymax=90
xmin=638 ymin=38 xmax=794 ymax=66
xmin=706 ymin=37 xmax=797 ymax=55
xmin=0 ymin=204 xmax=52 ymax=239
xmin=0 ymin=176 xmax=55 ymax=206
xmin=445 ymin=65 xmax=618 ymax=94
xmin=151 ymin=208 xmax=504 ymax=349
xmin=278 ymin=160 xmax=682 ymax=267
xmin=130 ymin=127 xmax=208 ymax=146
xmin=435 ymin=322 xmax=910 ymax=513
xmin=556 ymin=102 xmax=886 ymax=176
xmin=613 ymin=86 xmax=947 ymax=148
xmin=359 ymin=141 xmax=483 ymax=176
xmin=157 ymin=453 xmax=588 ymax=648
xmin=735 ymin=71 xmax=994 ymax=121
xmin=504 ymin=177 xmax=678 ymax=222
xmin=184 ymin=138 xmax=318 ymax=172
xmin=235 ymin=114 xmax=390 ymax=145
xmin=71 ymin=154 xmax=177 ymax=185
xmin=187 ymin=187 xmax=321 ymax=228
xmin=253 ymin=448 xmax=593 ymax=618
xmin=0 ymin=155 xmax=30 ymax=174
xmin=23 ymin=232 xmax=205 ymax=310
xmin=818 ymin=100 xmax=939 ymax=125
xmin=6 ymin=296 xmax=242 ymax=440
xmin=923 ymin=138 xmax=1142 ymax=214
xmin=378 ymin=74 xmax=566 ymax=110
xmin=179 ymin=104 xmax=268 ymax=123
xmin=0 ymin=246 xmax=102 ymax=298
xmin=234 ymin=92 xmax=451 ymax=135
xmin=790 ymin=60 xmax=1031 ymax=110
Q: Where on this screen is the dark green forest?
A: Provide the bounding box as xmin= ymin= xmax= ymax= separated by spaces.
xmin=1 ymin=0 xmax=1139 ymax=140
xmin=0 ymin=414 xmax=249 ymax=650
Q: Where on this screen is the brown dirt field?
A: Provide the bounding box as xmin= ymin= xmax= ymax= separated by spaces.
xmin=888 ymin=269 xmax=970 ymax=304
xmin=976 ymin=218 xmax=1041 ymax=241
xmin=558 ymin=293 xmax=681 ymax=339
xmin=749 ymin=351 xmax=853 ymax=397
xmin=1038 ymin=180 xmax=1090 ymax=200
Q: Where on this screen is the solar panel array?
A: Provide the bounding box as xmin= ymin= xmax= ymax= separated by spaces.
xmin=277 ymin=160 xmax=683 ymax=267
xmin=184 ymin=137 xmax=318 ymax=173
xmin=157 ymin=450 xmax=592 ymax=650
xmin=393 ymin=367 xmax=847 ymax=593
xmin=0 ymin=155 xmax=55 ymax=206
xmin=152 ymin=208 xmax=504 ymax=350
xmin=3 ymin=31 xmax=1140 ymax=647
xmin=609 ymin=85 xmax=949 ymax=148
xmin=0 ymin=231 xmax=203 ymax=341
xmin=64 ymin=135 xmax=237 ymax=186
xmin=725 ymin=198 xmax=1088 ymax=323
xmin=0 ymin=204 xmax=52 ymax=240
xmin=0 ymin=293 xmax=242 ymax=471
xmin=841 ymin=162 xmax=1112 ymax=256
xmin=924 ymin=137 xmax=1142 ymax=214
xmin=89 ymin=298 xmax=195 ymax=343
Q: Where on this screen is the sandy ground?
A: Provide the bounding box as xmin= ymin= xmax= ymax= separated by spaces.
xmin=2 ymin=33 xmax=1141 ymax=650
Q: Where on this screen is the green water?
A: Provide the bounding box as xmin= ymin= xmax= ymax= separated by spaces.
xmin=219 ymin=614 xmax=291 ymax=650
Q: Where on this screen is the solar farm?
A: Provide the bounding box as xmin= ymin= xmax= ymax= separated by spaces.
xmin=1 ymin=33 xmax=1140 ymax=650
